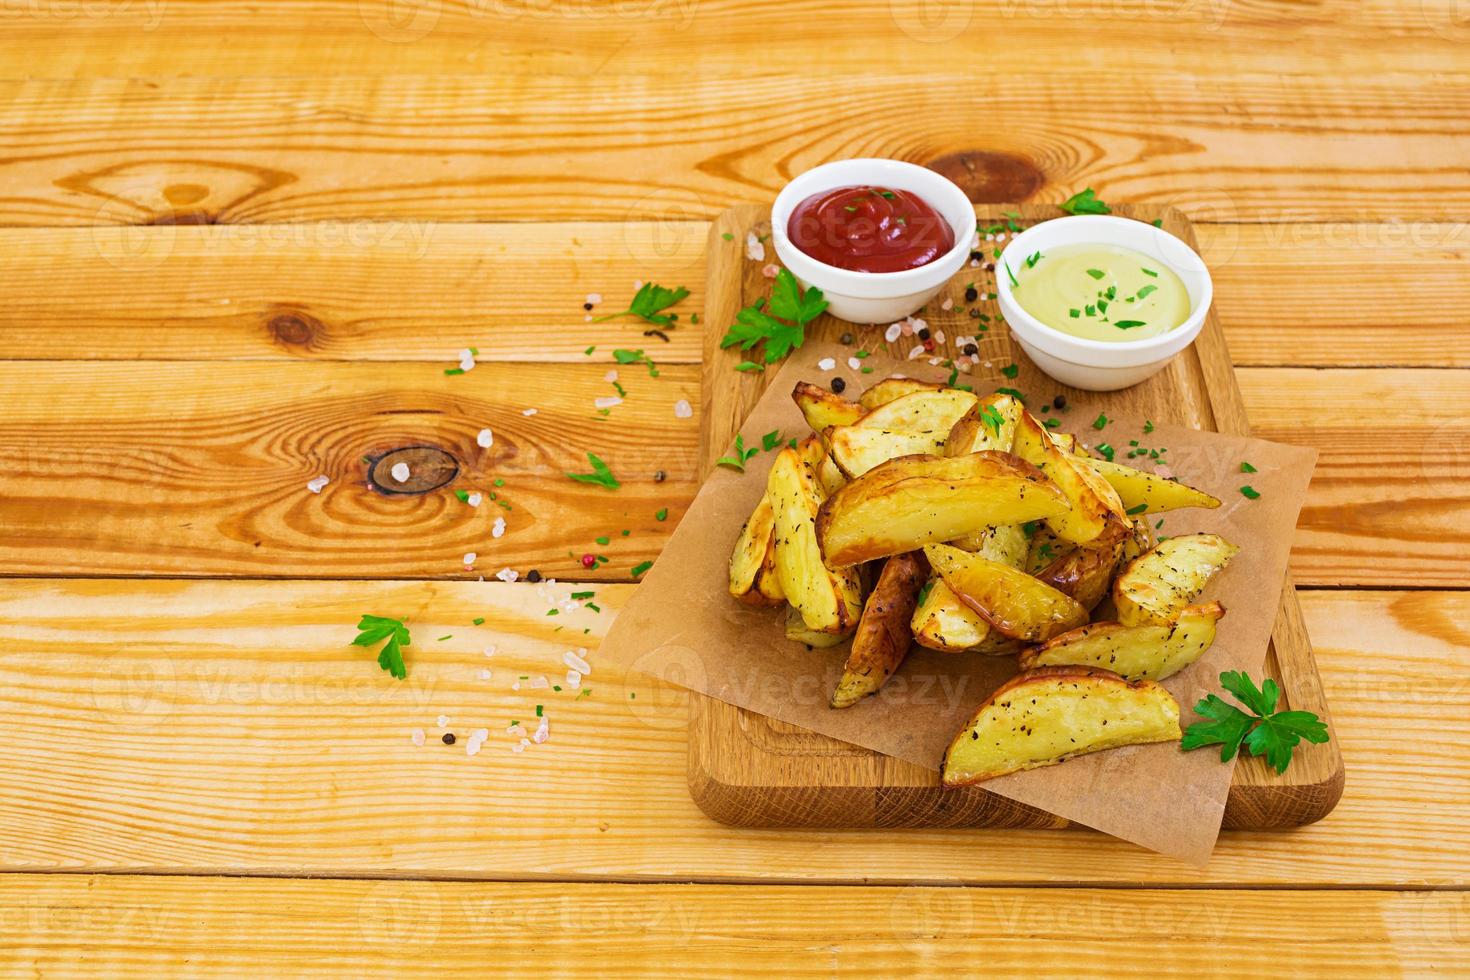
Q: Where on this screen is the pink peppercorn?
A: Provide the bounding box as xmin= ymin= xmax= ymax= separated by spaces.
xmin=581 ymin=554 xmax=596 ymax=568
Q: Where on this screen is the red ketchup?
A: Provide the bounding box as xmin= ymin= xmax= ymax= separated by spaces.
xmin=787 ymin=185 xmax=956 ymax=273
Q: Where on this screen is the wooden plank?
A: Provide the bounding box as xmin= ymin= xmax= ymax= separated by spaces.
xmin=1 ymin=875 xmax=1465 ymax=977
xmin=1237 ymin=367 xmax=1470 ymax=588
xmin=0 ymin=361 xmax=699 ymax=579
xmin=1 ymin=73 xmax=1467 ymax=226
xmin=7 ymin=0 xmax=1470 ymax=79
xmin=0 ymin=222 xmax=1462 ymax=369
xmin=0 ymin=578 xmax=1463 ymax=886
xmin=0 ymin=224 xmax=706 ymax=363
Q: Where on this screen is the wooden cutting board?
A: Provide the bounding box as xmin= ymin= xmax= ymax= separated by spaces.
xmin=693 ymin=203 xmax=1344 ymax=831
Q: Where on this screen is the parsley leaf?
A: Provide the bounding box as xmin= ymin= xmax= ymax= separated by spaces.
xmin=717 ymin=433 xmax=759 ymax=472
xmin=721 ymin=270 xmax=826 ymax=366
xmin=1061 ymin=188 xmax=1111 ymax=216
xmin=979 ymin=404 xmax=1005 ymax=438
xmin=1181 ymin=671 xmax=1329 ymax=773
xmin=593 ymin=282 xmax=689 ymax=327
xmin=1092 ymin=413 xmax=1110 ymax=430
xmin=1240 ymin=485 xmax=1261 ymax=499
xmin=612 ymin=348 xmax=659 ymax=377
xmin=566 ymin=452 xmax=620 ymax=490
xmin=761 ymin=429 xmax=783 ymax=452
xmin=1113 ymin=320 xmax=1147 ymax=330
xmin=352 ymin=614 xmax=411 ymax=680
xmin=1240 ymin=461 xmax=1257 ymax=473
xmin=1001 ymin=363 xmax=1019 ymax=379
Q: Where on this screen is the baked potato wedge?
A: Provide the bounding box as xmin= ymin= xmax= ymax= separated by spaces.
xmin=1120 ymin=516 xmax=1158 ymax=566
xmin=923 ymin=543 xmax=1088 ymax=642
xmin=728 ymin=494 xmax=783 ymax=606
xmin=1024 ymin=526 xmax=1072 ymax=575
xmin=792 ymin=381 xmax=864 ymax=436
xmin=943 ymin=392 xmax=1024 ymax=456
xmin=832 ymin=552 xmax=927 ymax=707
xmin=816 ymin=453 xmax=1069 ymax=568
xmin=1035 ymin=538 xmax=1124 ymax=612
xmin=826 ymin=425 xmax=947 ymax=478
xmin=1113 ymin=533 xmax=1240 ymax=627
xmin=1018 ymin=601 xmax=1226 ymax=681
xmin=815 ymin=452 xmax=847 ymax=497
xmin=1012 ymin=412 xmax=1129 ymax=545
xmin=858 ymin=377 xmax=943 ymax=411
xmin=953 ymin=521 xmax=1031 ymax=565
xmin=784 ymin=606 xmax=849 ymax=648
xmin=941 ymin=666 xmax=1182 ymax=786
xmin=854 ymin=388 xmax=978 ymax=435
xmin=767 ymin=445 xmax=864 ymax=633
xmin=1082 ymin=456 xmax=1222 ymax=514
xmin=910 ymin=577 xmax=1022 ymax=654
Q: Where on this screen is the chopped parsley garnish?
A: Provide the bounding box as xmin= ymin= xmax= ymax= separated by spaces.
xmin=979 ymin=404 xmax=1005 ymax=438
xmin=1125 ymin=502 xmax=1148 ymax=515
xmin=1085 ymin=268 xmax=1105 ymax=280
xmin=995 ymin=386 xmax=1026 ymax=403
xmin=761 ymin=429 xmax=784 ymax=451
xmin=472 ymin=617 xmax=484 ymax=625
xmin=1114 ymin=320 xmax=1147 ymax=330
xmin=631 ymin=561 xmax=653 ymax=578
xmin=1240 ymin=461 xmax=1257 ymax=473
xmin=595 ymin=535 xmax=610 ymax=546
xmin=1096 ymin=442 xmax=1115 ymax=461
xmin=717 ymin=433 xmax=759 ymax=472
xmin=1069 ymin=309 xmax=1081 ymax=318
xmin=1240 ymin=485 xmax=1261 ymax=500
xmin=1060 ymin=187 xmax=1111 ymax=216
xmin=454 ymin=489 xmax=470 ymax=503
xmin=352 ymin=615 xmax=411 ymax=680
xmin=1092 ymin=413 xmax=1110 ymax=430
xmin=1143 ymin=420 xmax=1155 ymax=433
xmin=916 ymin=580 xmax=934 ymax=606
xmin=612 ymin=348 xmax=659 ymax=377
xmin=722 ymin=232 xmax=734 ymax=241
xmin=1135 ymin=284 xmax=1157 ymax=301
xmin=655 ymin=507 xmax=668 ymax=521
xmin=720 ymin=269 xmax=827 ymax=366
xmin=593 ymin=282 xmax=689 ymax=327
xmin=1025 ymin=251 xmax=1042 ymax=269
xmin=566 ymin=452 xmax=620 ymax=490
xmin=1181 ymin=670 xmax=1328 ymax=773
xmin=1004 ymin=261 xmax=1019 ymax=287
xmin=571 ymin=590 xmax=594 ymax=600
xmin=1043 ymin=417 xmax=1061 ymax=429
xmin=734 ymin=361 xmax=763 ymax=372
xmin=1001 ymin=363 xmax=1019 ymax=379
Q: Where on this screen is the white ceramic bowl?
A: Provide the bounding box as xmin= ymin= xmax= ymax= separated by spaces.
xmin=771 ymin=159 xmax=976 ymax=324
xmin=995 ymin=215 xmax=1213 ymax=391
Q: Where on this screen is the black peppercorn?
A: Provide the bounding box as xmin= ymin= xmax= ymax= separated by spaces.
xmin=964 ymin=343 xmax=979 ymax=356
xmin=653 ymin=469 xmax=666 ymax=483
xmin=963 ymin=286 xmax=978 ymax=302
xmin=840 ymin=332 xmax=854 ymax=345
xmin=582 ymin=302 xmax=593 ymax=311
xmin=917 ymin=327 xmax=931 ymax=341
xmin=1053 ymin=394 xmax=1067 ymax=410
xmin=985 ymin=263 xmax=995 ymax=273
xmin=969 ymin=250 xmax=983 ymax=262
xmin=830 ymin=377 xmax=847 ymax=394
xmin=442 ymin=732 xmax=456 ymax=745
xmin=526 ymin=569 xmax=542 ymax=583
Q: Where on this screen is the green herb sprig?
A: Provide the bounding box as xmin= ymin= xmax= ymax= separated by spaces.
xmin=593 ymin=282 xmax=689 ymax=327
xmin=1060 ymin=188 xmax=1111 ymax=216
xmin=352 ymin=615 xmax=412 ymax=680
xmin=566 ymin=453 xmax=620 ymax=490
xmin=1181 ymin=671 xmax=1329 ymax=773
xmin=721 ymin=269 xmax=827 ymax=366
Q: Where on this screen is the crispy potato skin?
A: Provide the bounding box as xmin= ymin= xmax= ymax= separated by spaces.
xmin=1082 ymin=456 xmax=1222 ymax=514
xmin=816 ymin=452 xmax=1069 ymax=568
xmin=941 ymin=666 xmax=1182 ymax=786
xmin=792 ymin=382 xmax=864 ymax=436
xmin=858 ymin=378 xmax=943 ymax=411
xmin=768 ymin=446 xmax=864 ymax=633
xmin=825 ymin=425 xmax=946 ymax=478
xmin=1018 ymin=601 xmax=1226 ymax=681
xmin=924 ymin=543 xmax=1089 ymax=642
xmin=832 ymin=552 xmax=928 ymax=708
xmin=1113 ymin=533 xmax=1240 ymax=627
xmin=1036 ymin=539 xmax=1124 ymax=612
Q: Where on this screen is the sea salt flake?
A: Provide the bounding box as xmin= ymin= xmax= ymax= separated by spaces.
xmin=466 ymin=492 xmax=482 ymax=507
xmin=745 ymin=231 xmax=765 ymax=262
xmin=532 ymin=716 xmax=550 ymax=744
xmin=673 ymin=399 xmax=693 ymax=419
xmin=436 ymin=714 xmax=449 ymax=727
xmin=306 ymin=475 xmax=329 ymax=494
xmin=466 ymin=739 xmax=482 ymax=757
xmin=463 ymin=552 xmax=477 ymax=566
xmin=884 ymin=323 xmax=903 ymax=343
xmin=492 ymin=516 xmax=506 ymax=538
xmin=511 ymin=743 xmax=524 ymax=753
xmin=604 ymin=369 xmax=618 ymax=383
xmin=477 ymin=428 xmax=493 ymax=448
xmin=477 ymin=669 xmax=492 ymax=680
xmin=586 ymin=292 xmax=602 ymax=305
xmin=411 ymin=728 xmax=425 ymax=747
xmin=390 ymin=462 xmax=411 ymax=483
xmin=907 ymin=345 xmax=925 ymax=360
xmin=527 ymin=675 xmax=549 ymax=689
xmin=941 ymin=297 xmax=954 ymax=311
xmin=565 ymin=669 xmax=582 ymax=688
xmin=495 ymin=568 xmax=519 ymax=583
xmin=563 ymin=650 xmax=592 ymax=674
xmin=594 ymin=396 xmax=622 ymax=410
xmin=507 ymin=723 xmax=525 ymax=737
xmin=761 ymin=263 xmax=780 ymax=279
xmin=817 ymin=357 xmax=836 ymax=371
xmin=847 ymin=356 xmax=861 ymax=370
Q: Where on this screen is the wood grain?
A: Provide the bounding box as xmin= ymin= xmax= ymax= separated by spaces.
xmin=2 ymin=73 xmax=1467 ymax=226
xmin=0 ymin=361 xmax=699 ymax=579
xmin=0 ymin=579 xmax=1464 ymax=885
xmin=1238 ymin=367 xmax=1470 ymax=588
xmin=0 ymin=222 xmax=1463 ymax=369
xmin=0 ymin=224 xmax=705 ymax=363
xmin=1 ymin=875 xmax=1465 ymax=977
xmin=8 ymin=0 xmax=1470 ymax=79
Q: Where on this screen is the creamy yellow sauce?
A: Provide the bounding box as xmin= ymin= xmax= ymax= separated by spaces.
xmin=1011 ymin=243 xmax=1190 ymax=341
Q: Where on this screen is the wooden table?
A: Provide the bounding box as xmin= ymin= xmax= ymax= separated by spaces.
xmin=1 ymin=5 xmax=1467 ymax=975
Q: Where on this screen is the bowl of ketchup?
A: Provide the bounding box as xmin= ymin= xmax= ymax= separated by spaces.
xmin=772 ymin=159 xmax=975 ymax=323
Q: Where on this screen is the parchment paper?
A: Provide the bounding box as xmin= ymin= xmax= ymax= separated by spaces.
xmin=600 ymin=341 xmax=1316 ymax=863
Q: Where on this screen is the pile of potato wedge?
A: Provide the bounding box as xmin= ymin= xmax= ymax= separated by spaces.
xmin=728 ymin=375 xmax=1240 ymax=786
